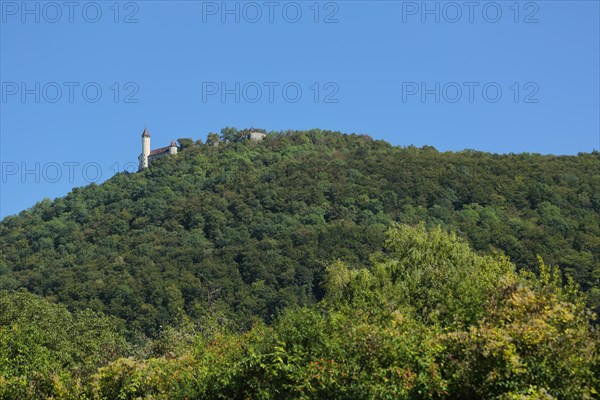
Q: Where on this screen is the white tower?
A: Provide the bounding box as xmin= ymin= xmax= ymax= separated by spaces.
xmin=139 ymin=127 xmax=151 ymax=171
xmin=169 ymin=141 xmax=178 ymax=155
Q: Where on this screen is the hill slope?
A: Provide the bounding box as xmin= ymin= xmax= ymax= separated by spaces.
xmin=1 ymin=129 xmax=599 ymax=336
xmin=2 ymin=224 xmax=597 ymax=398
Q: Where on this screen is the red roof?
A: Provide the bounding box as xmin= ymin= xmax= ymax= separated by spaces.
xmin=149 ymin=146 xmax=170 ymax=156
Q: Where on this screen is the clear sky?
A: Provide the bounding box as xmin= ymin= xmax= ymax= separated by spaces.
xmin=1 ymin=0 xmax=599 ymax=218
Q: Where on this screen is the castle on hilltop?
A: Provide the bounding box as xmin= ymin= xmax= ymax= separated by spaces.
xmin=138 ymin=127 xmax=268 ymax=170
xmin=138 ymin=127 xmax=178 ymax=171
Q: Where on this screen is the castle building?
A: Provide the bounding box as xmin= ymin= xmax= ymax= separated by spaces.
xmin=138 ymin=127 xmax=178 ymax=171
xmin=248 ymin=131 xmax=266 ymax=141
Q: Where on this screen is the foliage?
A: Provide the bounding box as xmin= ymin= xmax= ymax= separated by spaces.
xmin=0 ymin=290 xmax=128 ymax=399
xmin=325 ymin=223 xmax=514 ymax=328
xmin=0 ymin=129 xmax=599 ymax=397
xmin=177 ymin=138 xmax=194 ymax=150
xmin=87 ymin=225 xmax=599 ymax=399
xmin=1 ymin=129 xmax=597 ymax=337
xmin=440 ymin=273 xmax=596 ymax=399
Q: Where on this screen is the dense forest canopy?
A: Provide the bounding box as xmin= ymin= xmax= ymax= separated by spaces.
xmin=1 ymin=225 xmax=598 ymax=398
xmin=0 ymin=128 xmax=599 ymax=398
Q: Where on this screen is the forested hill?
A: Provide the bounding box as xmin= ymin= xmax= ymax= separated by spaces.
xmin=1 ymin=129 xmax=599 ymax=336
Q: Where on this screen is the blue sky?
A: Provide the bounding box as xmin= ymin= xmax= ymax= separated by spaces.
xmin=1 ymin=0 xmax=599 ymax=218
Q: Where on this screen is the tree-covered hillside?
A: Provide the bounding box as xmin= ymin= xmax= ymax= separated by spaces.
xmin=1 ymin=129 xmax=599 ymax=337
xmin=1 ymin=128 xmax=599 ymax=398
xmin=1 ymin=225 xmax=598 ymax=398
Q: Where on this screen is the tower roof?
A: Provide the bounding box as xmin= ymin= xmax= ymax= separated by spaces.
xmin=142 ymin=127 xmax=150 ymax=137
xmin=170 ymin=141 xmax=177 ymax=147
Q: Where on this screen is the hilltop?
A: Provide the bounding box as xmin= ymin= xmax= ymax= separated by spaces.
xmin=1 ymin=128 xmax=599 ymax=336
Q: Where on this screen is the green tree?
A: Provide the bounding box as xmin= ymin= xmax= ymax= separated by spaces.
xmin=220 ymin=127 xmax=239 ymax=142
xmin=0 ymin=290 xmax=128 ymax=399
xmin=177 ymin=138 xmax=194 ymax=150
